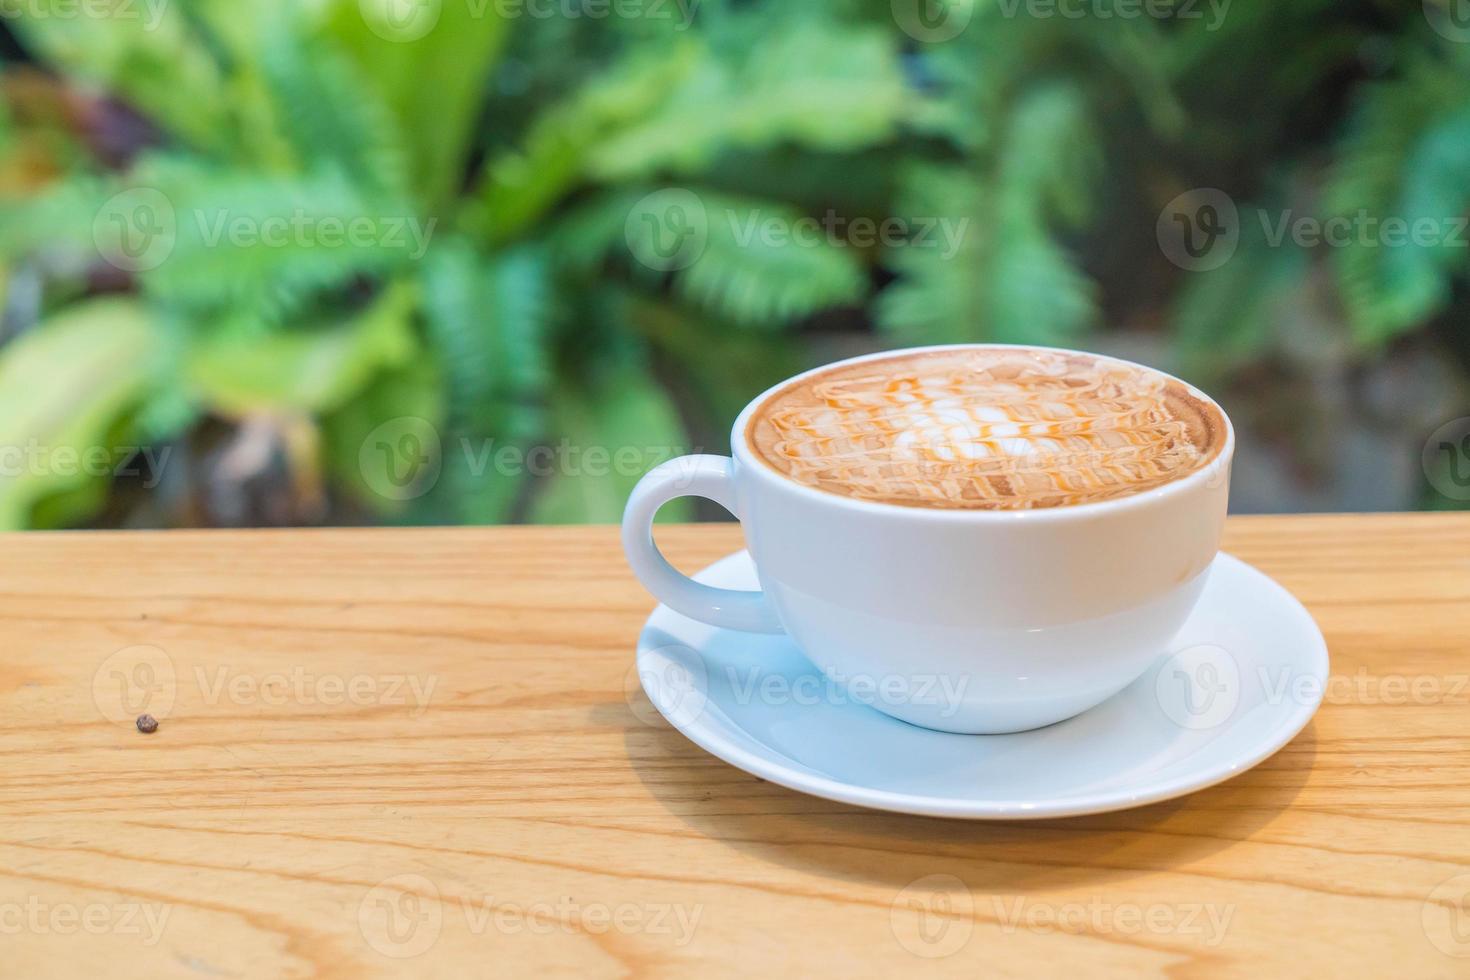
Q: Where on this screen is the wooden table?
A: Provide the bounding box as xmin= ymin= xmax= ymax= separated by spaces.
xmin=2 ymin=514 xmax=1468 ymax=977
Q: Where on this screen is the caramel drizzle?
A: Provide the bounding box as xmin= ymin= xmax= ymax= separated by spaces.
xmin=761 ymin=354 xmax=1207 ymax=509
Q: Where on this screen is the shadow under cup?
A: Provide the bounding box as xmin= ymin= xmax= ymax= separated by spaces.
xmin=624 ymin=345 xmax=1234 ymax=735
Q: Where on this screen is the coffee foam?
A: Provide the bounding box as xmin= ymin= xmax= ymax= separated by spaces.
xmin=746 ymin=348 xmax=1225 ymax=510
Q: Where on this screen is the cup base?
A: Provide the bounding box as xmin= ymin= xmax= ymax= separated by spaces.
xmin=634 ymin=549 xmax=1328 ymax=818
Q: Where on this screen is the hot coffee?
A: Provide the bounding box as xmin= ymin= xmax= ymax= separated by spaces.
xmin=746 ymin=346 xmax=1225 ymax=511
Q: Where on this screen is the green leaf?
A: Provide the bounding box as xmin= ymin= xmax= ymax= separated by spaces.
xmin=131 ymin=156 xmax=428 ymax=325
xmin=529 ymin=363 xmax=692 ymax=525
xmin=0 ymin=298 xmax=160 ymax=528
xmin=590 ymin=21 xmax=908 ymax=178
xmin=558 ymin=187 xmax=869 ymax=328
xmin=471 ymin=44 xmax=700 ymax=243
xmin=1327 ymin=57 xmax=1470 ymax=346
xmin=1170 ymin=226 xmax=1310 ymax=378
xmin=420 ymin=241 xmax=554 ymax=523
xmin=673 ymin=194 xmax=869 ymax=328
xmin=8 ymin=0 xmax=230 ymax=152
xmin=326 ymin=0 xmax=509 ymax=209
xmin=259 ymin=24 xmax=411 ymax=203
xmin=472 ymin=23 xmax=908 ymax=242
xmin=185 ymin=280 xmax=420 ymax=416
xmin=878 ymin=84 xmax=1101 ymax=346
xmin=0 ymin=174 xmax=112 ymax=261
xmin=320 ymin=356 xmax=444 ymax=519
xmin=626 ymin=294 xmax=805 ymax=441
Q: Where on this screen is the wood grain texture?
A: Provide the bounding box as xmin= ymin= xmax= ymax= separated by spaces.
xmin=1 ymin=515 xmax=1468 ymax=978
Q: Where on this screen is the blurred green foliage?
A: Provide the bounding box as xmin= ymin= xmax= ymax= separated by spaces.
xmin=0 ymin=0 xmax=1467 ymax=527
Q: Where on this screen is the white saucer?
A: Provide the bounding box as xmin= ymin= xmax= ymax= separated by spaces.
xmin=635 ymin=551 xmax=1327 ymax=819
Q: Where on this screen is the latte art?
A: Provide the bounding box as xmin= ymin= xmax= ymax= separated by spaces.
xmin=746 ymin=348 xmax=1225 ymax=510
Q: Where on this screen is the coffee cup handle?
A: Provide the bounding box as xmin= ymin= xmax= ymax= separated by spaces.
xmin=622 ymin=455 xmax=785 ymax=634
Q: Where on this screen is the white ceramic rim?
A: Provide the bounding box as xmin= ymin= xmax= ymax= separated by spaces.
xmin=731 ymin=343 xmax=1237 ymax=524
xmin=639 ymin=551 xmax=1327 ymax=819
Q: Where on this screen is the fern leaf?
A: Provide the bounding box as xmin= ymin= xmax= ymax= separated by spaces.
xmin=130 ymin=155 xmax=422 ymax=326
xmin=590 ymin=21 xmax=908 ymax=178
xmin=1169 ymin=219 xmax=1310 ymax=378
xmin=259 ymin=25 xmax=411 ymax=204
xmin=1325 ymin=52 xmax=1470 ymax=346
xmin=0 ymin=174 xmax=112 ymax=260
xmin=470 ymin=44 xmax=700 ymax=243
xmin=7 ymin=1 xmax=230 ymax=152
xmin=184 ymin=279 xmax=420 ymax=416
xmin=558 ymin=187 xmax=868 ymax=328
xmin=472 ymin=20 xmax=909 ymax=243
xmin=670 ymin=194 xmax=869 ymax=328
xmin=878 ymin=83 xmax=1100 ymax=346
xmin=421 ymin=240 xmax=554 ymax=523
xmin=529 ymin=360 xmax=692 ymax=525
xmin=324 ymin=0 xmax=508 ymax=209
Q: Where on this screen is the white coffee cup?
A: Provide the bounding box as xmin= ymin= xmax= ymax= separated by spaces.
xmin=622 ymin=344 xmax=1233 ymax=734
